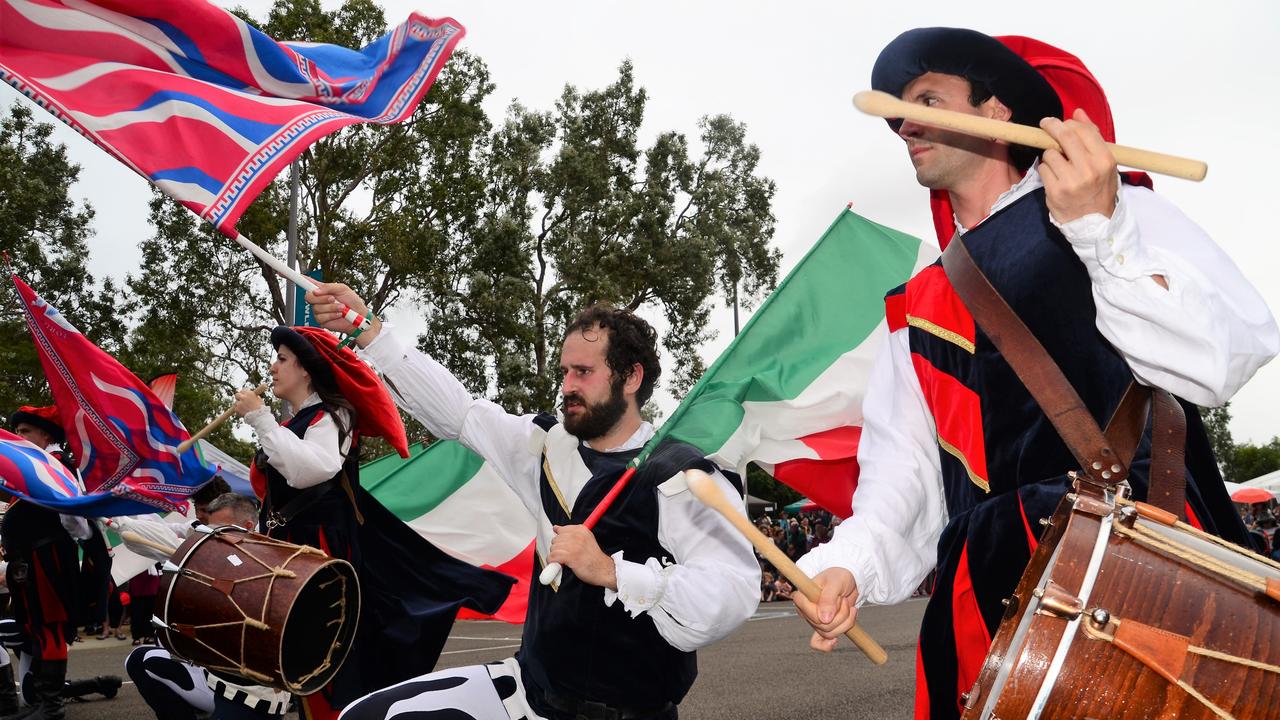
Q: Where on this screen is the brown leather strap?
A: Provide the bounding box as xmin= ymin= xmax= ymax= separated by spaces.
xmin=941 ymin=237 xmax=1189 ymax=512
xmin=941 ymin=238 xmax=1126 ymax=483
xmin=1112 ymin=618 xmax=1190 ymax=687
xmin=1147 ymin=390 xmax=1187 ymax=518
xmin=1103 ymin=382 xmax=1151 ymax=471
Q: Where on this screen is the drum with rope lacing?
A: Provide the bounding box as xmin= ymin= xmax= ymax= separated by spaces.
xmin=154 ymin=525 xmax=360 ymax=694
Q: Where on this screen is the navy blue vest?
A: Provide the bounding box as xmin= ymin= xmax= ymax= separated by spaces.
xmin=518 ymin=414 xmax=724 ymax=712
xmin=909 ymin=188 xmax=1238 ymax=537
xmin=255 ymin=403 xmax=359 ymax=530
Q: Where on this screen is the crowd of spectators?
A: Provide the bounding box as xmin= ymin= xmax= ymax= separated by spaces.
xmin=1242 ymin=502 xmax=1280 ymax=561
xmin=751 ymin=499 xmax=1280 ymax=605
xmin=753 ymin=510 xmax=839 ymax=602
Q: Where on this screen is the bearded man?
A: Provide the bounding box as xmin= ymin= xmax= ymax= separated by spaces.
xmin=305 ymin=288 xmax=760 ymax=720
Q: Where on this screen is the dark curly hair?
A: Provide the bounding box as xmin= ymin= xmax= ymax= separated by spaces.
xmin=564 ymin=305 xmax=661 ymax=406
xmin=192 ymin=475 xmax=233 ymax=508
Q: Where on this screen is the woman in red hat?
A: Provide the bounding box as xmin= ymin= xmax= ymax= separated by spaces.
xmin=233 ymin=326 xmax=513 ymax=719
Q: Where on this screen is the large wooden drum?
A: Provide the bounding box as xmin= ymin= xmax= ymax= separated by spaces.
xmin=154 ymin=525 xmax=360 ymax=694
xmin=962 ymin=486 xmax=1280 ymax=719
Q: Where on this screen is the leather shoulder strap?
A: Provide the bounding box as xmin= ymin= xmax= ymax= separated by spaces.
xmin=941 ymin=236 xmax=1188 ymax=515
xmin=1147 ymin=391 xmax=1187 ymax=516
xmin=941 ymin=237 xmax=1127 ymax=483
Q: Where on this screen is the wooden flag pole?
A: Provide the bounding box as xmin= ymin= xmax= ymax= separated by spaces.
xmin=176 ymin=383 xmax=268 ymax=454
xmin=852 ymin=90 xmax=1208 ymax=182
xmin=685 ymin=469 xmax=889 ymax=665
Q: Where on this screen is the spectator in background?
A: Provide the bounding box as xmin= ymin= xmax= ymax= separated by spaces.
xmin=128 ymin=567 xmax=160 ymax=647
xmin=773 ymin=576 xmax=794 ymax=601
xmin=761 ymin=571 xmax=777 ymax=603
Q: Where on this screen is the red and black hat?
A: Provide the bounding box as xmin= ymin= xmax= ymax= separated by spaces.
xmin=9 ymin=405 xmax=65 ymax=444
xmin=872 ymin=27 xmax=1063 ymax=134
xmin=270 ymin=326 xmax=409 ymax=458
xmin=914 ymin=34 xmax=1154 ymax=246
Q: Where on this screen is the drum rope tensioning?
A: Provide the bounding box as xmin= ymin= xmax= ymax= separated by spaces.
xmin=154 ymin=526 xmax=361 ymax=694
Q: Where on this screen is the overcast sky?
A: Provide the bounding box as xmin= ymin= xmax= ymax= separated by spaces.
xmin=7 ymin=0 xmax=1278 ymax=444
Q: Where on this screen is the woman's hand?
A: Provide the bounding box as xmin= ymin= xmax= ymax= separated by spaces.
xmin=232 ymin=387 xmax=265 ymax=417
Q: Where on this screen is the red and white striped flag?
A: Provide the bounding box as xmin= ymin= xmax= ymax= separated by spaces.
xmin=0 ymin=0 xmax=463 ymax=235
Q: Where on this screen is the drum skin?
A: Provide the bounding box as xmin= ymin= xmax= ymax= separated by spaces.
xmin=963 ymin=492 xmax=1280 ymax=719
xmin=155 ymin=526 xmax=360 ymax=695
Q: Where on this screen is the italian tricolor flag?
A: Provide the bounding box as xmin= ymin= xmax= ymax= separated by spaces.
xmin=361 ymin=441 xmax=536 ymax=623
xmin=359 ymin=207 xmax=932 ymax=622
xmin=659 ymin=207 xmax=934 ymax=517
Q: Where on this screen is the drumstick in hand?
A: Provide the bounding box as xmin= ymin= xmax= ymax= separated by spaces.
xmin=120 ymin=530 xmax=178 ymax=557
xmin=177 ymin=383 xmax=268 ymax=454
xmin=685 ymin=469 xmax=888 ymax=665
xmin=852 ymin=90 xmax=1208 ymax=182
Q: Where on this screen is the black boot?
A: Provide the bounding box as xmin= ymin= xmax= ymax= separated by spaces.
xmin=0 ymin=659 xmax=65 ymax=720
xmin=62 ymin=675 xmax=121 ymax=700
xmin=0 ymin=665 xmax=17 ymax=715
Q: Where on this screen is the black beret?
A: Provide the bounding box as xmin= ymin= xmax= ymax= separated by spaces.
xmin=270 ymin=326 xmax=338 ymax=395
xmin=871 ymin=27 xmax=1062 ymax=131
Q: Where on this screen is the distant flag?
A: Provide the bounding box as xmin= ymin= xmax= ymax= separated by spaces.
xmin=11 ymin=273 xmax=217 ymax=515
xmin=148 ymin=373 xmax=178 ymax=410
xmin=0 ymin=0 xmax=464 ymax=236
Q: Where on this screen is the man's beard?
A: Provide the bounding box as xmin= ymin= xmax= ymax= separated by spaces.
xmin=562 ymin=380 xmax=628 ymax=442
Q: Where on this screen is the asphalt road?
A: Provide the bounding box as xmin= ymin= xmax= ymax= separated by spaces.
xmin=55 ymin=598 xmax=926 ymax=719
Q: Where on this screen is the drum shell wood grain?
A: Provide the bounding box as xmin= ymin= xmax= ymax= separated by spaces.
xmin=963 ymin=495 xmax=1280 ymax=719
xmin=155 ymin=526 xmax=360 ymax=694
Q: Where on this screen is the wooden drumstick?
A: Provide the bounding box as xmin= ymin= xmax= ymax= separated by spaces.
xmin=176 ymin=383 xmax=268 ymax=454
xmin=852 ymin=90 xmax=1208 ymax=182
xmin=685 ymin=469 xmax=888 ymax=665
xmin=120 ymin=530 xmax=178 ymax=557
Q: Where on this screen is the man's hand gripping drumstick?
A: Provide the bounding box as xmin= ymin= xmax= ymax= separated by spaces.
xmin=685 ymin=469 xmax=887 ymax=664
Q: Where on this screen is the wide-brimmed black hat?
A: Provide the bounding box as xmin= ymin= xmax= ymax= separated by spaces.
xmin=871 ymin=27 xmax=1063 ymax=131
xmin=270 ymin=326 xmax=338 ymax=395
xmin=9 ymin=405 xmax=66 ymax=445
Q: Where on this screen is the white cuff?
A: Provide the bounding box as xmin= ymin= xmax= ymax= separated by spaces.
xmin=602 ymin=552 xmax=671 ymax=617
xmin=357 ymin=323 xmax=408 ymax=372
xmin=796 ymin=535 xmax=877 ymax=608
xmin=243 ymin=406 xmax=276 ymax=435
xmin=1054 ymin=190 xmax=1162 ymax=282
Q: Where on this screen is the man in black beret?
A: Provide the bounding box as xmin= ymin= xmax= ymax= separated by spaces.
xmin=792 ymin=28 xmax=1278 ymax=718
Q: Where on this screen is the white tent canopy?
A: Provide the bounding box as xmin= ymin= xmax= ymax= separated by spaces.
xmin=1245 ymin=468 xmax=1280 ymax=495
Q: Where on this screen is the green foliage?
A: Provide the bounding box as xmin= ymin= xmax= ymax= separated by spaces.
xmin=425 ymin=60 xmax=780 ymax=413
xmin=1199 ymin=403 xmax=1235 ymax=471
xmin=1198 ymin=403 xmax=1280 ymax=483
xmin=0 ymin=102 xmax=124 ymax=416
xmin=1233 ymin=438 xmax=1280 ymax=484
xmin=745 ymin=463 xmax=801 ymax=506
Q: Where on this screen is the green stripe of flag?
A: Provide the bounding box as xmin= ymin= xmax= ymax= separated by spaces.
xmin=653 ymin=208 xmax=924 ymax=456
xmin=361 ymin=440 xmax=484 ymax=521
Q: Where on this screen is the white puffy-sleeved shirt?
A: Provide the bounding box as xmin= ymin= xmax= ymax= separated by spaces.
xmin=358 ymin=331 xmax=761 ymax=652
xmin=798 ymin=166 xmax=1280 ymax=606
xmin=243 ymin=394 xmax=351 ymax=489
